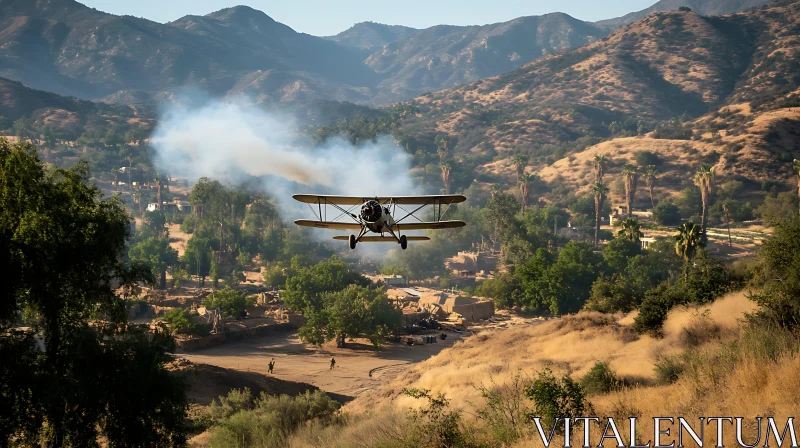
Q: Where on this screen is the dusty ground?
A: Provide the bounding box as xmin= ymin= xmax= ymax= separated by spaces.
xmin=179 ymin=330 xmax=467 ymax=400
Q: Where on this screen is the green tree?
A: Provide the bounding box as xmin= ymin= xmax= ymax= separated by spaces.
xmin=652 ymin=200 xmax=681 ymax=225
xmin=750 ymin=219 xmax=800 ymax=328
xmin=202 ymin=287 xmax=253 ymax=318
xmin=616 ymin=218 xmax=643 ymax=243
xmin=183 ymin=237 xmax=212 ymax=286
xmin=622 ymin=164 xmax=639 ymax=218
xmin=283 ymin=256 xmax=370 ymax=313
xmin=0 ymin=140 xmax=186 ymax=445
xmin=673 ymin=222 xmax=705 ymax=262
xmin=129 ymin=237 xmax=179 ymax=289
xmin=756 ymin=191 xmax=799 ymax=226
xmin=644 ymin=165 xmax=658 ymax=208
xmin=591 ymin=183 xmax=609 ymax=248
xmin=519 ymin=172 xmax=537 ymax=213
xmin=694 ymin=165 xmax=715 ymax=232
xmin=512 ymin=154 xmax=526 ymax=182
xmin=593 ymin=155 xmax=608 ymax=183
xmin=299 ymin=285 xmax=402 ymax=348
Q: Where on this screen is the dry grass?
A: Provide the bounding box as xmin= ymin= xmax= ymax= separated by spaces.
xmin=282 ymin=291 xmax=800 ymax=448
xmin=346 ymin=292 xmax=756 ymax=415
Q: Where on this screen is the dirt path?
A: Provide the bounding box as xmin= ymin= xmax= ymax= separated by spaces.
xmin=179 ymin=331 xmax=463 ymax=399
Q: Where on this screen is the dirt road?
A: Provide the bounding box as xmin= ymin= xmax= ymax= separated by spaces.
xmin=179 ymin=331 xmax=462 ymax=399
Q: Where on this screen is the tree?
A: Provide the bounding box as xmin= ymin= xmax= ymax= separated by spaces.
xmin=593 ymin=155 xmax=608 ymax=183
xmin=694 ymin=165 xmax=715 ymax=233
xmin=299 ymin=286 xmax=402 ymax=348
xmin=111 ymin=167 xmax=119 ymax=189
xmin=616 ymin=218 xmax=643 ymax=243
xmin=512 ymin=154 xmax=526 ymax=182
xmin=519 ymin=172 xmax=536 ymax=213
xmin=591 ymin=183 xmax=609 ymax=248
xmin=622 ymin=164 xmax=639 ymax=218
xmin=283 ymin=256 xmax=370 ymax=313
xmin=750 ymin=219 xmax=800 ymax=328
xmin=757 ymin=191 xmax=799 ymax=226
xmin=153 ymin=172 xmax=168 ymax=210
xmin=129 ymin=237 xmax=179 ymax=289
xmin=0 ymin=141 xmax=186 ymax=445
xmin=673 ymin=222 xmax=705 ymax=262
xmin=202 ymin=287 xmax=253 ymax=318
xmin=440 ymin=160 xmax=452 ymax=195
xmin=652 ymin=200 xmax=681 ymax=225
xmin=794 ymin=159 xmax=800 ymax=216
xmin=183 ymin=236 xmax=212 ymax=286
xmin=644 ymin=165 xmax=658 ymax=208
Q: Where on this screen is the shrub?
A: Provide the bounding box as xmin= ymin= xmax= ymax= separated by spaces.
xmin=161 ymin=308 xmax=205 ymax=336
xmin=403 ymin=388 xmax=472 ymax=447
xmin=203 ymin=389 xmax=342 ymax=446
xmin=202 ymin=287 xmax=254 ymax=318
xmin=524 ymin=369 xmax=590 ymax=432
xmin=652 ymin=201 xmax=681 ymax=226
xmin=679 ymin=311 xmax=721 ymax=347
xmin=633 ymin=283 xmax=682 ymax=335
xmin=653 ymin=356 xmax=684 ymax=384
xmin=634 ymin=150 xmax=661 ymax=167
xmin=580 ymin=361 xmax=619 ymax=395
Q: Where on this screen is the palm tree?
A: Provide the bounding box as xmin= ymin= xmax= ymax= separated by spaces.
xmin=519 ymin=172 xmax=536 ymax=213
xmin=644 ymin=165 xmax=658 ymax=208
xmin=793 ymin=159 xmax=800 ymax=215
xmin=674 ymin=221 xmax=705 ymax=281
xmin=153 ymin=173 xmax=168 ymax=210
xmin=126 ymin=155 xmax=134 ymax=192
xmin=622 ymin=164 xmax=639 ymax=219
xmin=437 ymin=135 xmax=451 ymax=164
xmin=694 ymin=165 xmax=715 ymax=233
xmin=110 ymin=168 xmax=119 ymax=190
xmin=617 ymin=218 xmax=643 ymax=243
xmin=591 ymin=182 xmax=609 ymax=248
xmin=593 ymin=155 xmax=608 ymax=183
xmin=440 ymin=161 xmax=452 ymax=195
xmin=722 ymin=201 xmax=732 ymax=247
xmin=512 ymin=155 xmax=526 ymax=182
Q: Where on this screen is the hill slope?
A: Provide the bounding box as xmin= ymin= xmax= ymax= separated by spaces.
xmin=326 ymin=22 xmax=420 ymax=51
xmin=363 ymin=13 xmax=608 ymax=104
xmin=390 ymin=0 xmax=800 ymax=198
xmin=0 ymin=0 xmax=376 ymax=103
xmin=597 ymin=0 xmax=775 ymax=28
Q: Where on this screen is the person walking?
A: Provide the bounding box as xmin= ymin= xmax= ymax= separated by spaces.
xmin=268 ymin=358 xmax=275 ymax=374
xmin=330 ymin=357 xmax=336 ymax=370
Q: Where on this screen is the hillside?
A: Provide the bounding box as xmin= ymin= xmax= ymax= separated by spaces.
xmin=326 ymin=22 xmax=421 ymax=51
xmin=597 ymin=0 xmax=775 ymax=28
xmin=389 ymin=0 xmax=800 ymax=201
xmin=364 ymin=14 xmax=608 ymax=104
xmin=0 ymin=0 xmax=376 ymax=103
xmin=0 ymin=0 xmax=779 ymax=107
xmin=0 ymin=76 xmax=153 ymax=139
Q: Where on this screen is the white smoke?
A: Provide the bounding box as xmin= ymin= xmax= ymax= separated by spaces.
xmin=150 ymin=97 xmax=419 ymax=221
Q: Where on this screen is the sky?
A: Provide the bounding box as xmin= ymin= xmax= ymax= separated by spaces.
xmin=80 ymin=0 xmax=657 ymax=36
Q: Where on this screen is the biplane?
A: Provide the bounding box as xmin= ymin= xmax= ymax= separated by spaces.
xmin=292 ymin=194 xmax=467 ymax=250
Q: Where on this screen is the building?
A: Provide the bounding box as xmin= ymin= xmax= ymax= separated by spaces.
xmin=418 ymin=292 xmax=495 ymax=322
xmin=146 ymin=201 xmax=193 ymax=214
xmin=641 ymin=236 xmax=657 ymax=249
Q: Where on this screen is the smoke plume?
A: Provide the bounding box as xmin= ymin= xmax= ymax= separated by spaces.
xmin=150 ymin=97 xmax=418 ymax=220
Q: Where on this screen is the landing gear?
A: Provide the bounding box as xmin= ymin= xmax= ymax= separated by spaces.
xmin=349 ymin=234 xmax=357 ymax=250
xmin=400 ymin=235 xmax=408 ymax=250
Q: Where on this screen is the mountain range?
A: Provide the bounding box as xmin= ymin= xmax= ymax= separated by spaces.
xmin=387 ymin=0 xmax=800 ymax=198
xmin=0 ymin=0 xmax=777 ymax=106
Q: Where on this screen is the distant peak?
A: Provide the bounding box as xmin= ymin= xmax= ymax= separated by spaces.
xmin=206 ymin=5 xmax=275 ymax=23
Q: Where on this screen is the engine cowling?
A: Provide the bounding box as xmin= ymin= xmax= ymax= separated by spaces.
xmin=360 ymin=200 xmax=383 ymax=222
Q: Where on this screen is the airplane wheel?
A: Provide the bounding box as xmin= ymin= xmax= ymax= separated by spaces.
xmin=349 ymin=234 xmax=357 ymax=250
xmin=400 ymin=235 xmax=408 ymax=250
